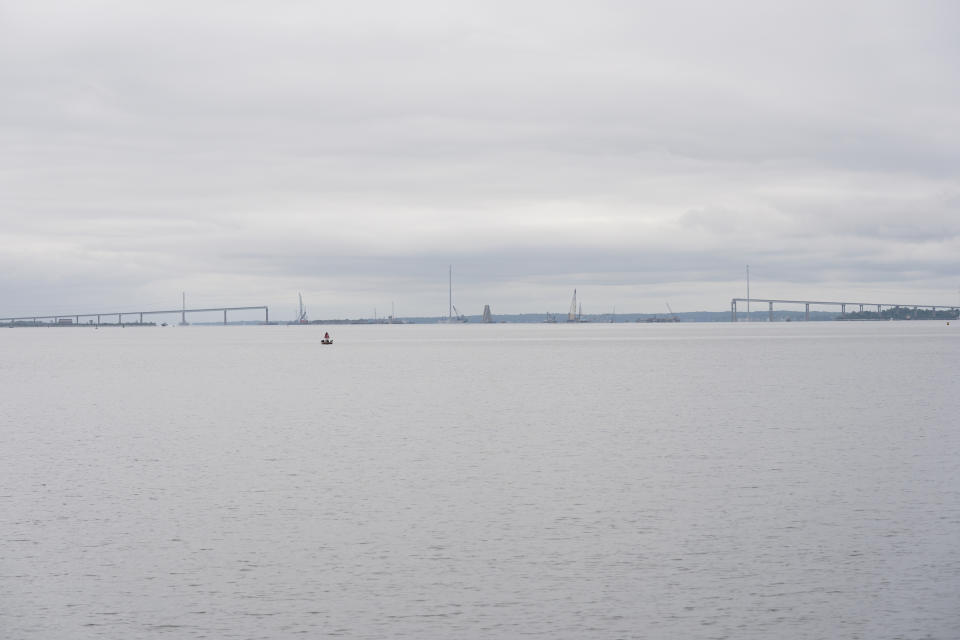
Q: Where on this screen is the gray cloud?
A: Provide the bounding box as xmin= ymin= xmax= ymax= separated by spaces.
xmin=2 ymin=0 xmax=959 ymax=318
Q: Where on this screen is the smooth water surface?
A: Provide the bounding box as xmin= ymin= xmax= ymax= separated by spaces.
xmin=2 ymin=322 xmax=959 ymax=639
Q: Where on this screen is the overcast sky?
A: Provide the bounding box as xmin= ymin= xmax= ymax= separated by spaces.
xmin=2 ymin=0 xmax=958 ymax=319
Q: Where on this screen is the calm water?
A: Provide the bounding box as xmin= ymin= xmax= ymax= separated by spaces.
xmin=2 ymin=322 xmax=958 ymax=639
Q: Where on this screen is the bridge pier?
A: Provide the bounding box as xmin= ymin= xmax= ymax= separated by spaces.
xmin=842 ymin=303 xmax=846 ymax=315
xmin=224 ymin=309 xmax=228 ymax=325
xmin=805 ymin=303 xmax=810 ymax=321
xmin=768 ymin=301 xmax=773 ymax=322
xmin=266 ymin=307 xmax=270 ymax=324
xmin=731 ymin=299 xmax=737 ymax=322
xmin=139 ymin=312 xmax=143 ymax=324
xmin=97 ymin=315 xmax=100 ymax=326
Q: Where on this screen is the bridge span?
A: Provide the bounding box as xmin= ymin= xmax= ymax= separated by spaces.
xmin=2 ymin=305 xmax=270 ymax=326
xmin=731 ymin=298 xmax=959 ymax=322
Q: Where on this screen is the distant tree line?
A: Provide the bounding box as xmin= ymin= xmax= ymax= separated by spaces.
xmin=838 ymin=306 xmax=959 ymax=320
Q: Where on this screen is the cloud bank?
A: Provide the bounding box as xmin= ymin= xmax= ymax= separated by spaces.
xmin=2 ymin=0 xmax=958 ymax=318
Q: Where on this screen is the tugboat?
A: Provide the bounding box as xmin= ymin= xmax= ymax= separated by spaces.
xmin=321 ymin=331 xmax=333 ymax=345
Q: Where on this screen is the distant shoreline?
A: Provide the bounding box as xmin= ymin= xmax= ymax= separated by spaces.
xmin=7 ymin=309 xmax=957 ymax=327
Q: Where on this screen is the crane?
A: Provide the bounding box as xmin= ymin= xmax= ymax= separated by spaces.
xmin=296 ymin=293 xmax=308 ymax=324
xmin=666 ymin=302 xmax=678 ymax=322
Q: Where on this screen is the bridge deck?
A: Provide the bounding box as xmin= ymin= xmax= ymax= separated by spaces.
xmin=731 ymin=297 xmax=958 ymax=321
xmin=2 ymin=306 xmax=269 ymax=323
xmin=732 ymin=298 xmax=957 ymax=309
